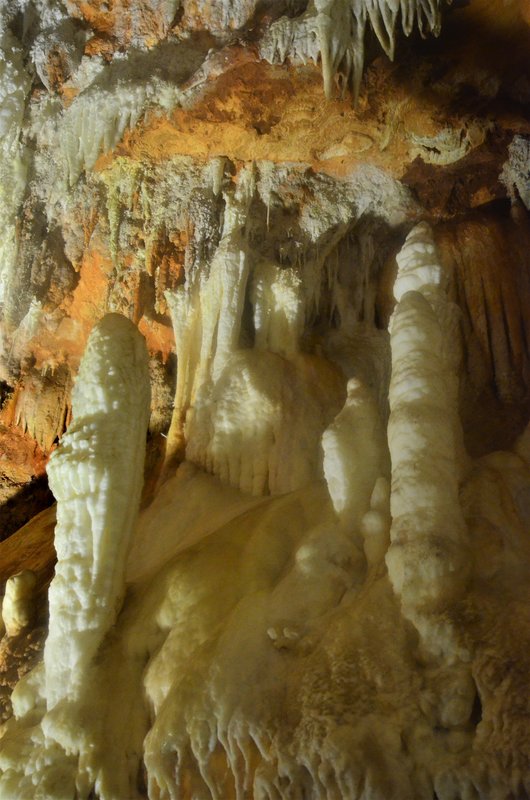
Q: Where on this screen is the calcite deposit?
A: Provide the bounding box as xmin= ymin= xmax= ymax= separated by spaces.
xmin=0 ymin=1 xmax=529 ymax=798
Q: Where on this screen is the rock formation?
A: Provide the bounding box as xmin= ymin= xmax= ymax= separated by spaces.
xmin=0 ymin=1 xmax=529 ymax=798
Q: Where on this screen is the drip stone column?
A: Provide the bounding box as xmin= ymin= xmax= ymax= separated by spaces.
xmin=385 ymin=223 xmax=469 ymax=654
xmin=43 ymin=313 xmax=150 ymax=711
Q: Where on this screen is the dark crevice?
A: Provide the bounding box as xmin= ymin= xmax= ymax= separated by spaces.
xmin=470 ymin=688 xmax=483 ymax=727
xmin=0 ymin=476 xmax=55 ymax=543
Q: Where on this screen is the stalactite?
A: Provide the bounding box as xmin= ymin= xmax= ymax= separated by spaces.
xmin=261 ymin=0 xmax=447 ymax=102
xmin=63 ymin=83 xmax=150 ymax=187
xmin=163 ymin=168 xmax=253 ymax=469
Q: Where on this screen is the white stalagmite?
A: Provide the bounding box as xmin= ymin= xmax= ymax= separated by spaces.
xmin=392 ymin=221 xmax=443 ymax=301
xmin=44 ymin=313 xmax=150 ymax=712
xmin=393 ymin=222 xmax=467 ymax=475
xmin=1 ymin=571 xmax=37 ymax=638
xmin=360 ymin=476 xmax=391 ymax=565
xmin=386 ymin=223 xmax=469 ymax=651
xmin=0 ymin=314 xmax=151 ymax=800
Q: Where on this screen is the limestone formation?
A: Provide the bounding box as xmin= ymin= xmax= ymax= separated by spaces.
xmin=1 ymin=570 xmax=37 ymax=638
xmin=0 ymin=1 xmax=529 ymax=799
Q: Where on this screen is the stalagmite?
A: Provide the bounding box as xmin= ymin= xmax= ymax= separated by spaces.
xmin=386 ymin=223 xmax=469 ymax=653
xmin=43 ymin=314 xmax=150 ymax=711
xmin=0 ymin=313 xmax=151 ymax=799
xmin=360 ymin=476 xmax=391 ymax=566
xmin=1 ymin=571 xmax=37 ymax=638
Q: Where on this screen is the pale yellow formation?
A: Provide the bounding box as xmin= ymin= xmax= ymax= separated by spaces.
xmin=322 ymin=376 xmax=387 ymax=533
xmin=1 ymin=570 xmax=37 ymax=638
xmin=386 ymin=223 xmax=469 ymax=658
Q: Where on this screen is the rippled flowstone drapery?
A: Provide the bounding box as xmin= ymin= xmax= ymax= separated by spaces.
xmin=0 ymin=1 xmax=530 ymax=799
